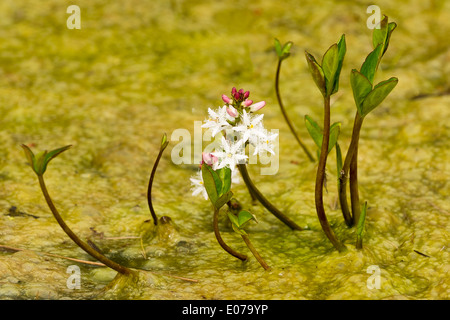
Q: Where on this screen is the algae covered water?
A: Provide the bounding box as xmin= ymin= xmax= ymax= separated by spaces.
xmin=0 ymin=0 xmax=449 ymax=300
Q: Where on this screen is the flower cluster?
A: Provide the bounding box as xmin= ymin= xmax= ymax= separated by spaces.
xmin=190 ymin=87 xmax=278 ymax=199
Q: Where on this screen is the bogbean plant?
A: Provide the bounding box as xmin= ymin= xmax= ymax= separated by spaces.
xmin=275 ymin=15 xmax=398 ymax=252
xmin=21 ymin=17 xmax=398 ymax=275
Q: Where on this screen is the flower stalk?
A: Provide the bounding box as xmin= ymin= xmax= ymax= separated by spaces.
xmin=21 ymin=144 xmax=133 ymax=276
xmin=241 ymin=234 xmax=270 ymax=270
xmin=275 ymin=56 xmax=315 ymax=162
xmin=213 ymin=207 xmax=247 ymax=261
xmin=314 ymin=97 xmax=347 ymax=252
xmin=147 ymin=133 xmax=169 ymax=225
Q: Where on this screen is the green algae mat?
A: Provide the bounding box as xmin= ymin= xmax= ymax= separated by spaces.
xmin=0 ymin=0 xmax=449 ymax=300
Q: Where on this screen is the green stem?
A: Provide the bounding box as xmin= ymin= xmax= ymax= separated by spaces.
xmin=147 ymin=143 xmax=167 ymax=226
xmin=338 ymin=112 xmax=364 ymax=227
xmin=241 ymin=234 xmax=270 ymax=270
xmin=315 ymin=96 xmax=346 ymax=252
xmin=213 ymin=207 xmax=247 ymax=261
xmin=349 ymin=145 xmax=361 ymax=225
xmin=275 ymin=59 xmax=315 ymax=162
xmin=237 ymin=164 xmax=303 ymax=231
xmin=37 ymin=175 xmax=132 ymax=275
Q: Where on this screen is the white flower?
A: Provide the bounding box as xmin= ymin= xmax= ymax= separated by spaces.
xmin=201 ymin=105 xmax=233 ymax=137
xmin=252 ymin=129 xmax=278 ymax=156
xmin=213 ymin=136 xmax=248 ymax=172
xmin=190 ymin=170 xmax=208 ymax=200
xmin=233 ymin=110 xmax=266 ymax=144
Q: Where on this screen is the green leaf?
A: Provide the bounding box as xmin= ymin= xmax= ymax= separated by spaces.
xmin=275 ymin=39 xmax=293 ymax=60
xmin=304 ymin=115 xmax=322 ymax=149
xmin=160 ymin=133 xmax=169 ymax=149
xmin=373 ymin=16 xmax=397 ymax=57
xmin=305 ymin=116 xmax=339 ymax=154
xmin=227 ymin=212 xmax=239 ymax=227
xmin=201 ymin=164 xmax=221 ymax=206
xmin=360 ymin=77 xmax=398 ymax=117
xmin=226 ymin=212 xmax=247 ymax=235
xmin=216 ymin=167 xmax=232 ymax=195
xmin=305 ymin=51 xmax=326 ymax=97
xmin=356 ymin=201 xmax=368 ymax=237
xmin=382 ymin=21 xmax=397 ymax=56
xmin=331 ymin=34 xmax=346 ymax=95
xmin=274 ymin=38 xmax=282 ymax=57
xmin=281 ymin=42 xmax=293 ymax=58
xmin=21 ymin=144 xmax=72 ymax=176
xmin=360 ymin=44 xmax=383 ymax=84
xmin=41 ymin=145 xmax=72 ymax=174
xmin=350 ymin=69 xmax=373 ymax=116
xmin=21 ymin=144 xmax=36 ymax=173
xmin=372 ymin=15 xmax=388 ymax=50
xmin=322 ymin=43 xmax=339 ymax=96
xmin=237 ymin=210 xmax=257 ymax=228
xmin=215 ymin=191 xmax=233 ymax=210
xmin=329 ymin=122 xmax=341 ymax=154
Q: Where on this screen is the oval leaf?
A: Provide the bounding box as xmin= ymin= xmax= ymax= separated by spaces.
xmin=216 ymin=167 xmax=232 ymax=195
xmin=215 ymin=191 xmax=233 ymax=210
xmin=237 ymin=210 xmax=257 ymax=227
xmin=201 ymin=164 xmax=220 ymax=206
xmin=274 ymin=38 xmax=282 ymax=57
xmin=161 ymin=133 xmax=169 ymax=149
xmin=322 ymin=43 xmax=339 ymax=96
xmin=305 ymin=51 xmax=326 ymax=97
xmin=372 ymin=15 xmax=388 ymax=50
xmin=305 ymin=115 xmax=322 ymax=149
xmin=328 ymin=122 xmax=341 ymax=154
xmin=21 ymin=144 xmax=37 ymax=174
xmin=350 ymin=69 xmax=373 ymax=115
xmin=331 ymin=34 xmax=347 ymax=95
xmin=360 ymin=44 xmax=383 ymax=84
xmin=361 ymin=77 xmax=398 ymax=117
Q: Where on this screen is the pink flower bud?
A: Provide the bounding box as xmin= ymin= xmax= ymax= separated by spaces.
xmin=249 ymin=101 xmax=266 ymax=112
xmin=231 ymin=87 xmax=237 ymax=95
xmin=226 ymin=105 xmax=238 ymax=118
xmin=202 ymin=152 xmax=218 ymax=166
xmin=242 ymin=99 xmax=253 ymax=107
xmin=222 ymin=94 xmax=232 ymax=104
xmin=244 ymin=91 xmax=250 ymax=99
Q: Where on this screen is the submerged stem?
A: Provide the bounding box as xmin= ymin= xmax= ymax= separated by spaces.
xmin=237 ymin=164 xmax=303 ymax=231
xmin=315 ymin=96 xmax=346 ymax=252
xmin=338 ymin=112 xmax=364 ymax=227
xmin=213 ymin=207 xmax=247 ymax=261
xmin=241 ymin=235 xmax=270 ymax=270
xmin=37 ymin=175 xmax=132 ymax=275
xmin=275 ymin=60 xmax=315 ymax=162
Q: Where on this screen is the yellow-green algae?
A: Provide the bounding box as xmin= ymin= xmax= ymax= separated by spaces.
xmin=0 ymin=0 xmax=449 ymax=299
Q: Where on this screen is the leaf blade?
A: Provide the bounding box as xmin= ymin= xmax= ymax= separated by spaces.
xmin=361 ymin=77 xmax=398 ymax=117
xmin=305 ymin=51 xmax=326 ymax=97
xmin=350 ymin=69 xmax=373 ymax=116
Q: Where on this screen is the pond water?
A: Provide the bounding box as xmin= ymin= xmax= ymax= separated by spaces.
xmin=0 ymin=0 xmax=449 ymax=300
